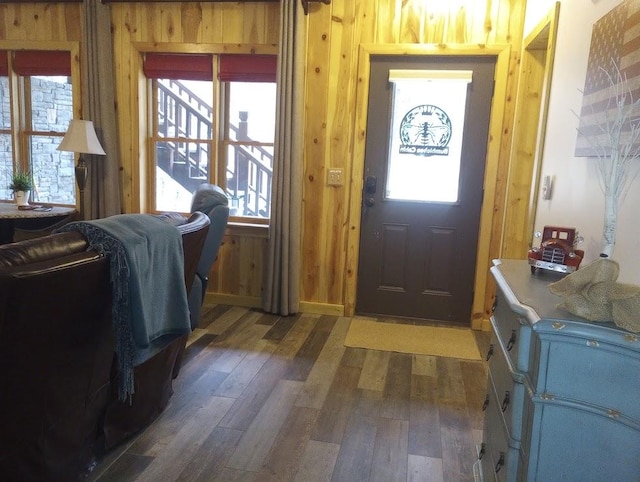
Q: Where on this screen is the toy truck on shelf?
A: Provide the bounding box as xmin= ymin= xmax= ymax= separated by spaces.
xmin=528 ymin=226 xmax=584 ymax=274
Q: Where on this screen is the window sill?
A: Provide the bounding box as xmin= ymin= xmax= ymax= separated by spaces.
xmin=225 ymin=221 xmax=269 ymax=238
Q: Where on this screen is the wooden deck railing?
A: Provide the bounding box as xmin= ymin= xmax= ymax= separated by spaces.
xmin=157 ymin=80 xmax=273 ymax=217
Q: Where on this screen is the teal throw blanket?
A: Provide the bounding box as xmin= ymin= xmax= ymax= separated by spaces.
xmin=58 ymin=214 xmax=191 ymax=401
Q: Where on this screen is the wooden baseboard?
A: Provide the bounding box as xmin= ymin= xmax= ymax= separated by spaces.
xmin=472 ymin=317 xmax=492 ymax=331
xmin=298 ymin=301 xmax=344 ymax=316
xmin=203 ymin=293 xmax=345 ymax=316
xmin=203 ymin=293 xmax=262 ymax=309
xmin=203 ymin=293 xmax=487 ymax=327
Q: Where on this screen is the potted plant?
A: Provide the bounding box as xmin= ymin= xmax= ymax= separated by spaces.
xmin=9 ymin=169 xmax=34 ymax=206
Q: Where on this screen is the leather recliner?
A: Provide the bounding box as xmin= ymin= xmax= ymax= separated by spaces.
xmin=0 ymin=211 xmax=209 ymax=481
xmin=188 ymin=183 xmax=229 ymax=329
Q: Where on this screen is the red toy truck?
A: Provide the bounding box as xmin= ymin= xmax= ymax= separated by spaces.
xmin=528 ymin=226 xmax=584 ymax=274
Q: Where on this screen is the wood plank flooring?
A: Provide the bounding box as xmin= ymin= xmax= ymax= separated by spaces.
xmin=89 ymin=305 xmax=490 ymax=482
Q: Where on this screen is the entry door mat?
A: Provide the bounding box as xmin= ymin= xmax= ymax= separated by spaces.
xmin=344 ymin=318 xmax=482 ymax=360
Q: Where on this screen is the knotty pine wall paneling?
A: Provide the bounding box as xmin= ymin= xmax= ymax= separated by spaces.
xmin=1 ymin=1 xmax=529 ymax=329
xmin=302 ymin=0 xmax=526 ymax=328
xmin=0 ymin=3 xmax=82 ymax=42
xmin=110 ymin=2 xmax=279 ymax=305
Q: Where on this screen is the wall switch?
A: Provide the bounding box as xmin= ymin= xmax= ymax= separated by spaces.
xmin=327 ymin=168 xmax=344 ymax=186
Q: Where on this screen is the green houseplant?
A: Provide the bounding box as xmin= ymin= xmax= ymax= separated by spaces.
xmin=9 ymin=169 xmax=34 ymax=192
xmin=8 ymin=169 xmax=34 ymax=206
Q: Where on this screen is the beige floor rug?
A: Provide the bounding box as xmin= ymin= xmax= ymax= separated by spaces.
xmin=344 ymin=318 xmax=482 ymax=360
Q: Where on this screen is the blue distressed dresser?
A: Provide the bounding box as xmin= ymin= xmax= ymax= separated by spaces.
xmin=475 ymin=259 xmax=640 ymax=481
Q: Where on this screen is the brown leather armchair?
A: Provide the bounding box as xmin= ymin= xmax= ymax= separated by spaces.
xmin=0 ymin=211 xmax=209 ymax=481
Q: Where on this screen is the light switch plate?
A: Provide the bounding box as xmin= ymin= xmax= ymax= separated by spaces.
xmin=327 ymin=168 xmax=344 ymax=186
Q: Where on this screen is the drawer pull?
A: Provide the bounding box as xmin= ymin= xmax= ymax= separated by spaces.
xmin=495 ymin=452 xmax=505 ymax=473
xmin=482 ymin=394 xmax=490 ymax=411
xmin=478 ymin=443 xmax=486 ymax=460
xmin=506 ymin=330 xmax=516 ymax=351
xmin=501 ymin=391 xmax=510 ymax=412
xmin=486 ymin=344 xmax=494 ymax=361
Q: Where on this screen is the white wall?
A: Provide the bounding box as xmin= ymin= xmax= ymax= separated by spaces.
xmin=526 ymin=0 xmax=640 ymax=283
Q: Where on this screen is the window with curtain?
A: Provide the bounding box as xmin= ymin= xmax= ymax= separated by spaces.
xmin=145 ymin=53 xmax=277 ymax=220
xmin=0 ymin=50 xmax=75 ymax=204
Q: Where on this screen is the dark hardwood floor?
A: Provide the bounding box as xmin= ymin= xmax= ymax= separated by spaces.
xmin=89 ymin=304 xmax=490 ymax=482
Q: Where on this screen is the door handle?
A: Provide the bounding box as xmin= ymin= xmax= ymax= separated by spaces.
xmin=365 ymin=175 xmax=377 ymax=194
xmin=365 ymin=197 xmax=375 ymax=207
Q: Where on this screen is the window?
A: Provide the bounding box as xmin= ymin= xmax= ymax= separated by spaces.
xmin=0 ymin=50 xmax=75 ymax=204
xmin=145 ymin=53 xmax=277 ymax=220
xmin=386 ymin=69 xmax=473 ymax=203
xmin=0 ymin=55 xmax=11 ymax=200
xmin=223 ymin=82 xmax=276 ymax=218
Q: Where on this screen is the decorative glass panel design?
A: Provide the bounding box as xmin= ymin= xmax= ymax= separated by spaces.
xmin=386 ymin=70 xmax=472 ymax=203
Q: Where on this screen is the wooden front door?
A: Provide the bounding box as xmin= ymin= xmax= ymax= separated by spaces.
xmin=356 ymin=55 xmax=496 ymax=324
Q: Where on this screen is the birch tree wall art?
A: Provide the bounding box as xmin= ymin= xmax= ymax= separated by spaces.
xmin=576 ymin=0 xmax=640 ymax=258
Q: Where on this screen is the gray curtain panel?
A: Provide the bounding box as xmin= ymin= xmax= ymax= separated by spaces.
xmin=262 ymin=0 xmax=305 ymax=315
xmin=81 ymin=0 xmax=122 ymax=219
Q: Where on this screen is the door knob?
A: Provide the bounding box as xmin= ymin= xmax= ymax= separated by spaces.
xmin=365 ymin=197 xmax=375 ymax=207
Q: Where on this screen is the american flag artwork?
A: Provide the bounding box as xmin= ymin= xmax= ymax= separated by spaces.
xmin=575 ymin=0 xmax=640 ymax=157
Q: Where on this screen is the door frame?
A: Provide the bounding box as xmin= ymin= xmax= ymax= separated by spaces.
xmin=502 ymin=3 xmax=560 ymax=259
xmin=344 ymin=44 xmax=512 ymax=330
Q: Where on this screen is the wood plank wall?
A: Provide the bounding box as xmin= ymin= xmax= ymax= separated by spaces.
xmin=109 ymin=2 xmax=279 ymax=307
xmin=301 ymin=0 xmax=525 ymax=328
xmin=0 ymin=0 xmax=528 ymax=328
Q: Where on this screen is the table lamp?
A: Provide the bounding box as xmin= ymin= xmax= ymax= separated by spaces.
xmin=57 ymin=119 xmax=106 ymax=219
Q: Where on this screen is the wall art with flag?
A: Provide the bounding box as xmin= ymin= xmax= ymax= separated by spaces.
xmin=576 ymin=0 xmax=640 ymax=157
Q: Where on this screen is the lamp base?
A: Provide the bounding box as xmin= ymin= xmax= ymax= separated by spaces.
xmin=75 ymin=157 xmax=88 ymax=192
xmin=75 ymin=156 xmax=88 ymax=220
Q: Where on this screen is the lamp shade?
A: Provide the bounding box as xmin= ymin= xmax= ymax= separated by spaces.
xmin=57 ymin=119 xmax=106 ymax=155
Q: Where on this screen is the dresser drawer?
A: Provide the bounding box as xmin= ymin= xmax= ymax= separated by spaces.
xmin=483 ymin=372 xmax=522 ymax=482
xmin=492 ymin=288 xmax=532 ymax=373
xmin=487 ymin=327 xmax=527 ymax=442
xmin=479 ymin=386 xmax=498 ymax=482
xmin=519 ymin=391 xmax=535 ymax=465
xmin=533 ymin=328 xmax=640 ymax=422
xmin=526 ymin=400 xmax=640 ymax=481
xmin=475 ymin=442 xmax=496 ymax=482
